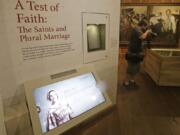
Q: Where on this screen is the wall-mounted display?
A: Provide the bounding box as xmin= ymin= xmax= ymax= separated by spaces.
xmin=120 ymin=5 xmax=180 ymax=47
xmin=82 ymin=13 xmax=109 ymax=63
xmin=24 ymin=67 xmax=112 ymax=135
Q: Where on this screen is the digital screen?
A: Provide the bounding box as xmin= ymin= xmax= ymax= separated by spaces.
xmin=33 ymin=73 xmax=105 ymax=133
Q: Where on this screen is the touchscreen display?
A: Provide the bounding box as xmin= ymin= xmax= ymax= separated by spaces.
xmin=33 ymin=73 xmax=105 ymax=133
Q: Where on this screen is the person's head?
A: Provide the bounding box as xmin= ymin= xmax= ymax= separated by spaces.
xmin=158 ymin=12 xmax=162 ymax=16
xmin=47 ymin=90 xmax=58 ymax=105
xmin=36 ymin=106 xmax=41 ymax=113
xmin=166 ymin=9 xmax=172 ymax=16
xmin=138 ymin=20 xmax=148 ymax=30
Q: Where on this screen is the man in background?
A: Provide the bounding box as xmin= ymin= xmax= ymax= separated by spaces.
xmin=123 ymin=20 xmax=152 ymax=88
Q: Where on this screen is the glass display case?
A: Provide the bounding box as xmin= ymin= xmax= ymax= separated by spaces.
xmin=87 ymin=24 xmax=106 ymax=52
xmin=82 ymin=13 xmax=109 ymax=63
xmin=144 ymin=48 xmax=180 ymax=86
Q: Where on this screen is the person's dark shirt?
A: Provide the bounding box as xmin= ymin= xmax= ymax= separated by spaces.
xmin=128 ymin=27 xmax=143 ymax=53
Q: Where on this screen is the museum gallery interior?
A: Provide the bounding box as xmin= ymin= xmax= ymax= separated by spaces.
xmin=0 ymin=0 xmax=180 ymax=135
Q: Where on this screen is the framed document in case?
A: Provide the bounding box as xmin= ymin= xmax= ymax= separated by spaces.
xmin=82 ymin=13 xmax=110 ymax=63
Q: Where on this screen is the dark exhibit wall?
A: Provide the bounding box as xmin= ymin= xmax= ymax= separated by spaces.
xmin=120 ymin=5 xmax=180 ymax=46
xmin=120 ymin=0 xmax=180 ymax=48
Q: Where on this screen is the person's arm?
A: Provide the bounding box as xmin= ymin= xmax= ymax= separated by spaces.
xmin=171 ymin=16 xmax=176 ymax=34
xmin=139 ymin=29 xmax=152 ymax=40
xmin=66 ymin=104 xmax=73 ymax=118
xmin=46 ymin=111 xmax=56 ymax=131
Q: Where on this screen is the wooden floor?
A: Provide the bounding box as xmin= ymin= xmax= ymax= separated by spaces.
xmin=117 ymin=59 xmax=180 ymax=135
xmin=64 ymin=53 xmax=180 ymax=135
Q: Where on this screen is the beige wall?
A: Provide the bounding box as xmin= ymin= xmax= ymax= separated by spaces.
xmin=0 ymin=0 xmax=120 ymax=106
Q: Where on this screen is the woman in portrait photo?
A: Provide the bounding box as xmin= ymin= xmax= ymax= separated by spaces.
xmin=46 ymin=90 xmax=73 ymax=131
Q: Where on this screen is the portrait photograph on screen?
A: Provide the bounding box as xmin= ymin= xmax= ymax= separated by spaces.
xmin=33 ymin=72 xmax=105 ymax=133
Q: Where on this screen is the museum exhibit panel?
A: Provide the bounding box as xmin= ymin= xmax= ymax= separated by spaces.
xmin=0 ymin=0 xmax=120 ymax=134
xmin=1 ymin=0 xmax=180 ymax=134
xmin=24 ymin=67 xmax=112 ymax=135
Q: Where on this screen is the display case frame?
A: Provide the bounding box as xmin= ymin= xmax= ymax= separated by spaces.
xmin=144 ymin=48 xmax=180 ymax=86
xmin=82 ymin=12 xmax=110 ymax=63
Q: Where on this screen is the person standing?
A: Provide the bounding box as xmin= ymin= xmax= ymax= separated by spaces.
xmin=162 ymin=9 xmax=177 ymax=44
xmin=123 ymin=20 xmax=152 ymax=88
